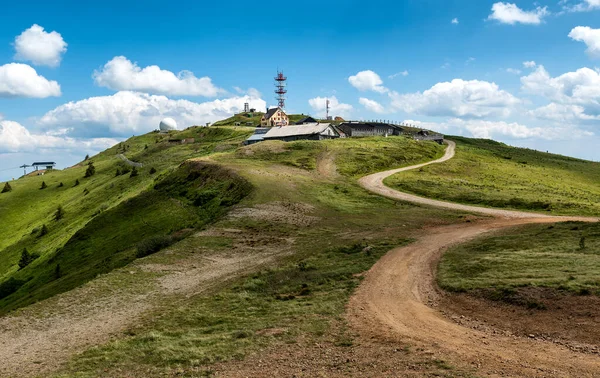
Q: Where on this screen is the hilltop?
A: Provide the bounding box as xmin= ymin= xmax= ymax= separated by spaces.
xmin=212 ymin=112 xmax=308 ymax=127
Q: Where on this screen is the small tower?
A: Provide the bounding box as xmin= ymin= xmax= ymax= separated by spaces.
xmin=326 ymin=98 xmax=331 ymax=120
xmin=275 ymin=71 xmax=287 ymax=109
xmin=243 ymin=102 xmax=250 ymax=113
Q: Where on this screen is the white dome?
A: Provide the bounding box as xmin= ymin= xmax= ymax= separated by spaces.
xmin=159 ymin=118 xmax=178 ymax=132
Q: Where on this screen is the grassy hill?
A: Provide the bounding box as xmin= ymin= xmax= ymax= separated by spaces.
xmin=0 ymin=126 xmax=599 ymax=377
xmin=384 ymin=136 xmax=600 ymax=216
xmin=0 ymin=127 xmax=253 ymax=313
xmin=0 ymin=126 xmax=446 ymax=315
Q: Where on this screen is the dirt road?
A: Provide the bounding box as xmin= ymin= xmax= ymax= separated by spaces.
xmin=351 ymin=141 xmax=600 ymax=376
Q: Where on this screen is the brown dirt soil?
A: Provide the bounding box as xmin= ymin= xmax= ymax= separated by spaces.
xmin=439 ymin=289 xmax=600 ymax=354
xmin=316 ymin=150 xmax=339 ymax=179
xmin=212 ymin=323 xmax=473 ymax=377
xmin=228 ymin=201 xmax=320 ymax=226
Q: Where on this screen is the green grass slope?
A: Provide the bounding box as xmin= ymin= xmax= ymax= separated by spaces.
xmin=0 ymin=127 xmax=253 ymax=312
xmin=385 ymin=137 xmax=600 ymax=216
xmin=439 ymin=222 xmax=600 ymax=296
xmin=236 ymin=137 xmax=445 ymax=177
xmin=56 ymin=136 xmax=464 ymax=377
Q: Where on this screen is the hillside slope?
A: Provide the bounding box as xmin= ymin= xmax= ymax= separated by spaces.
xmin=385 ymin=136 xmax=600 ymax=216
xmin=0 ymin=127 xmax=253 ymax=313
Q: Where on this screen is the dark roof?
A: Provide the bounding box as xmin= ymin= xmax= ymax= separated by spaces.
xmin=339 ymin=122 xmax=403 ymax=130
xmin=32 ymin=162 xmax=56 ymax=165
xmin=295 ymin=116 xmax=317 ymax=125
xmin=263 ymin=107 xmax=283 ymax=119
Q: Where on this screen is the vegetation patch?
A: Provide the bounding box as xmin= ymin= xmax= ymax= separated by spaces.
xmin=438 ymin=221 xmax=600 ymax=300
xmin=385 ymin=137 xmax=600 ymax=216
xmin=61 ymin=238 xmax=409 ymax=376
xmin=0 ymin=161 xmax=251 ymax=313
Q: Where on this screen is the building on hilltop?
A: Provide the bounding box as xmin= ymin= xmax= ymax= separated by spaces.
xmin=263 ymin=123 xmax=340 ymax=142
xmin=244 ymin=127 xmax=270 ymax=145
xmin=295 ymin=116 xmax=318 ymax=125
xmin=337 ymin=122 xmax=403 ymax=137
xmin=244 ymin=123 xmax=340 ymax=144
xmin=414 ymin=130 xmax=445 ymax=144
xmin=261 ymin=107 xmax=289 ymax=127
xmin=32 ymin=162 xmax=56 ymax=171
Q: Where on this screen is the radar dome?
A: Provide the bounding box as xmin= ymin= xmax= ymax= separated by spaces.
xmin=159 ymin=118 xmax=178 ymax=132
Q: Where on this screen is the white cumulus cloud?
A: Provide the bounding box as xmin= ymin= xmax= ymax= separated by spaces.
xmin=38 ymin=91 xmax=266 ymax=137
xmin=488 ymin=2 xmax=549 ymax=25
xmin=562 ymin=0 xmax=600 ymax=12
xmin=529 ymin=103 xmax=600 ymax=123
xmin=0 ymin=119 xmax=117 ymax=154
xmin=359 ymin=97 xmax=385 ymax=113
xmin=93 ymin=56 xmax=223 ymax=97
xmin=506 ymin=68 xmax=522 ymax=74
xmin=405 ymin=118 xmax=591 ymax=141
xmin=389 ymin=79 xmax=520 ymax=118
xmin=348 ymin=70 xmax=388 ymax=93
xmin=0 ymin=63 xmax=61 ymax=98
xmin=308 ymin=96 xmax=353 ymax=118
xmin=14 ymin=24 xmax=67 ymax=67
xmin=452 ymin=18 xmax=459 ymax=24
xmin=569 ymin=26 xmax=600 ymax=58
xmin=523 ymin=61 xmax=537 ymax=68
xmin=521 ymin=65 xmax=600 ymax=109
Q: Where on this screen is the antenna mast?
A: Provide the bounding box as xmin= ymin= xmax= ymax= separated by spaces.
xmin=326 ymin=98 xmax=330 ymax=120
xmin=274 ymin=71 xmax=287 ymax=109
xmin=20 ymin=164 xmax=30 ymax=176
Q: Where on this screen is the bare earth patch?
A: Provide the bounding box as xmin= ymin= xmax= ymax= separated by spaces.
xmin=439 ymin=288 xmax=600 ymax=354
xmin=228 ymin=201 xmax=320 ymax=226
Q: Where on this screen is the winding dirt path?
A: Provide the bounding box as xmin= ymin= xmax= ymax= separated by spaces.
xmin=351 ymin=140 xmax=600 ymax=377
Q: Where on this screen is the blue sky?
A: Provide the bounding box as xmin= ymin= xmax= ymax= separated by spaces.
xmin=1 ymin=0 xmax=599 ymax=181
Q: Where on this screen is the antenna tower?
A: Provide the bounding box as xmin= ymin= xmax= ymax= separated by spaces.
xmin=326 ymin=99 xmax=330 ymax=120
xmin=20 ymin=164 xmax=30 ymax=176
xmin=274 ymin=71 xmax=287 ymax=109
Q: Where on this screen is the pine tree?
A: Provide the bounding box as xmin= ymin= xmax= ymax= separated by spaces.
xmin=39 ymin=224 xmax=49 ymax=237
xmin=40 ymin=181 xmax=48 ymax=190
xmin=84 ymin=162 xmax=96 ymax=178
xmin=18 ymin=248 xmax=32 ymax=269
xmin=130 ymin=166 xmax=138 ymax=178
xmin=84 ymin=154 xmax=89 ymax=161
xmin=74 ymin=179 xmax=80 ymax=187
xmin=1 ymin=182 xmax=12 ymax=193
xmin=54 ymin=205 xmax=65 ymax=221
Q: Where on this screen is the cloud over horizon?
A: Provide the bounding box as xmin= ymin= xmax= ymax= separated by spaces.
xmin=93 ymin=56 xmax=224 ymax=97
xmin=0 ymin=63 xmax=61 ymax=98
xmin=38 ymin=91 xmax=266 ymax=137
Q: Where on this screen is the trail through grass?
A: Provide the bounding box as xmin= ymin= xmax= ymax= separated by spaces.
xmin=385 ymin=137 xmax=600 ymax=216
